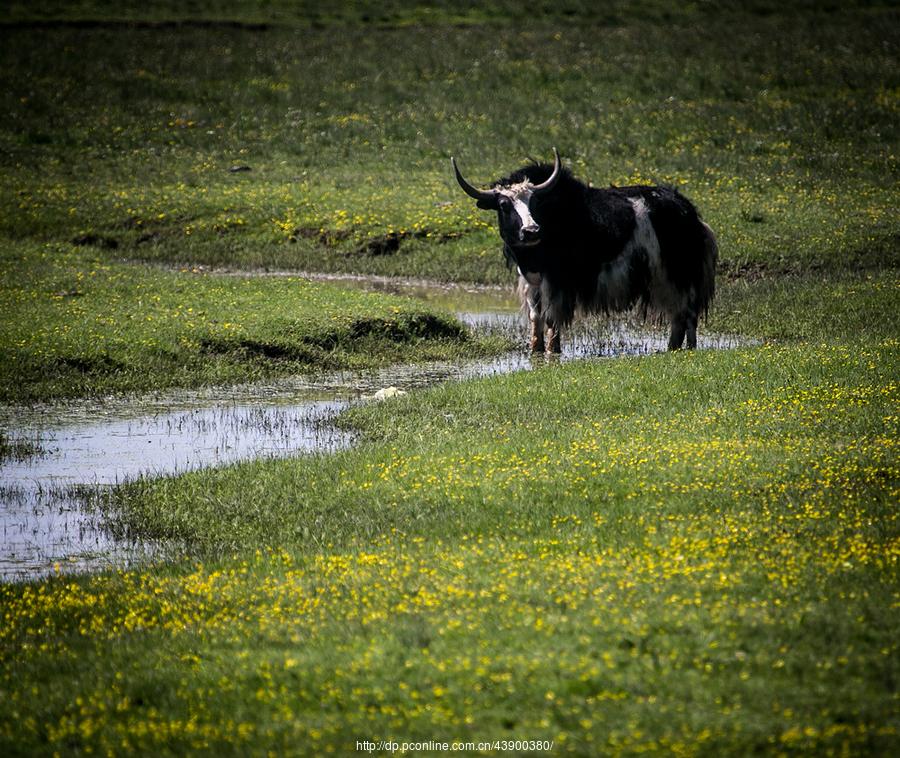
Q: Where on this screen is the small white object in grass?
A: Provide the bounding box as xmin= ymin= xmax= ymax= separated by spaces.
xmin=367 ymin=386 xmax=407 ymax=401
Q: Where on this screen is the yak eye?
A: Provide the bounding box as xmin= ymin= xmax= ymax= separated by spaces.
xmin=498 ymin=197 xmax=512 ymax=210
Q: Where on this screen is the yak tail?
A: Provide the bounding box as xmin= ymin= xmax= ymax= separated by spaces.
xmin=698 ymin=221 xmax=718 ymax=315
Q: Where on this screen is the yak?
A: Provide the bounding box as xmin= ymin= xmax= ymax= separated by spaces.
xmin=452 ymin=148 xmax=717 ymax=352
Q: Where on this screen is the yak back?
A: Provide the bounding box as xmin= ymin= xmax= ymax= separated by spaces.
xmin=611 ymin=185 xmax=711 ymax=295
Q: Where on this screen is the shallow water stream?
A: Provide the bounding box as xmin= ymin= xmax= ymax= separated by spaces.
xmin=0 ymin=278 xmax=748 ymax=580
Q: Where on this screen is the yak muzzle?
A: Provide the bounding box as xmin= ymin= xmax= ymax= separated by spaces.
xmin=519 ymin=224 xmax=541 ymax=245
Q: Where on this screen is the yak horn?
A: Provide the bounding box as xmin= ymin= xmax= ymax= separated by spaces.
xmin=531 ymin=147 xmax=562 ymax=194
xmin=451 ymin=156 xmax=498 ymax=203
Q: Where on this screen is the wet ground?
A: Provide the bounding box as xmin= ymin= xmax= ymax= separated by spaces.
xmin=0 ymin=278 xmax=749 ymax=581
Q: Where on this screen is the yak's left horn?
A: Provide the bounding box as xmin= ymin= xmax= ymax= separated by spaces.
xmin=531 ymin=147 xmax=562 ymax=194
xmin=451 ymin=156 xmax=498 ymax=204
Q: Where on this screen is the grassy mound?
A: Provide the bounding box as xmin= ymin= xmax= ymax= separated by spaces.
xmin=0 ymin=242 xmax=500 ymax=403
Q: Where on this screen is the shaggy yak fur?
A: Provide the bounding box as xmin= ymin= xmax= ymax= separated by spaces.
xmin=453 ymin=151 xmax=718 ymax=352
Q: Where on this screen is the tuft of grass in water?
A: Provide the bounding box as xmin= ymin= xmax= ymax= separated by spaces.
xmin=0 ymin=430 xmax=42 ymax=462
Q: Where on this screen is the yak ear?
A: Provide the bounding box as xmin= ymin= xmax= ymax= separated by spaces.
xmin=476 ymin=196 xmax=499 ymax=210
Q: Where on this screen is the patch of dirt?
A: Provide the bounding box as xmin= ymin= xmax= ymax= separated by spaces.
xmin=289 ymin=226 xmax=464 ymax=256
xmin=53 ymin=354 xmax=125 ymax=374
xmin=71 ymin=234 xmax=119 ymax=250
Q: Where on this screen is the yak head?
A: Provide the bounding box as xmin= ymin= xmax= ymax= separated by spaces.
xmin=451 ymin=148 xmax=562 ymax=285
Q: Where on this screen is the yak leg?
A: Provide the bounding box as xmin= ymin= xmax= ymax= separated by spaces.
xmin=668 ymin=314 xmax=687 ymax=351
xmin=525 ymin=284 xmax=545 ymax=353
xmin=684 ymin=312 xmax=698 ymax=350
xmin=545 ymin=319 xmax=562 ymax=354
xmin=668 ymin=310 xmax=698 ymax=351
xmin=530 ymin=319 xmax=545 ymax=353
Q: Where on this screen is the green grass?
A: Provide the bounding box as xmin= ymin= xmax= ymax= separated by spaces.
xmin=3 ymin=325 xmax=897 ymax=754
xmin=5 ymin=0 xmax=890 ymax=27
xmin=0 ymin=1 xmax=898 ymax=756
xmin=1 ymin=3 xmax=897 ymax=281
xmin=82 ymin=272 xmax=900 ymax=552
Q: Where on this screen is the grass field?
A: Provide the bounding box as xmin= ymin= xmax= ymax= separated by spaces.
xmin=2 ymin=1 xmax=897 ymax=281
xmin=7 ymin=336 xmax=894 ymax=755
xmin=1 ymin=1 xmax=898 ymax=755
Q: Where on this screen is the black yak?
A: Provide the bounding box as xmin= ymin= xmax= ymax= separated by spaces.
xmin=452 ymin=148 xmax=717 ymax=352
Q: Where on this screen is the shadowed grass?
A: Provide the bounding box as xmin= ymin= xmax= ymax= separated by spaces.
xmin=0 ymin=430 xmax=42 ymax=462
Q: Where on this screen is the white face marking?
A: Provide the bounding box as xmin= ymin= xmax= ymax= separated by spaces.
xmin=498 ymin=185 xmax=537 ymax=230
xmin=512 ymin=195 xmax=536 ymax=228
